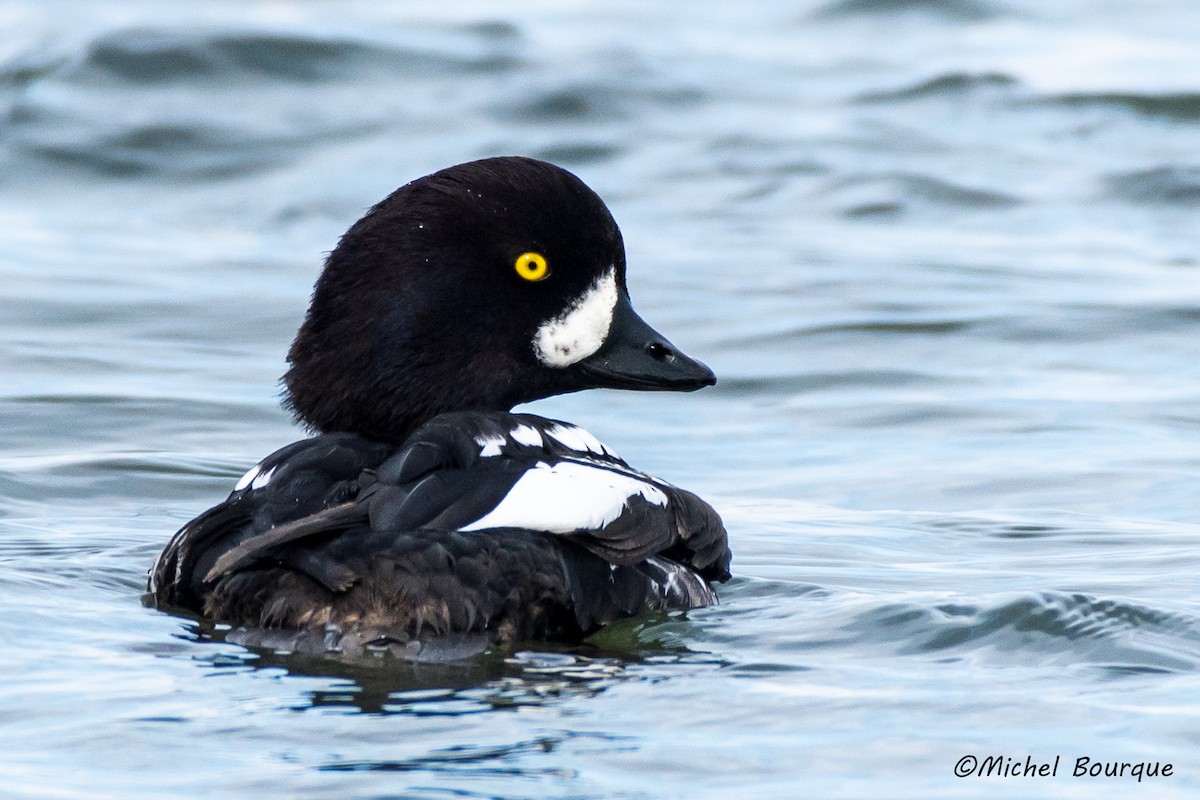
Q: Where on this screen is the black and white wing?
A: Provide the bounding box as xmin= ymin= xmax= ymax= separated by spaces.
xmin=149 ymin=432 xmax=393 ymax=611
xmin=204 ymin=412 xmax=730 ymax=587
xmin=155 ymin=411 xmax=730 ymax=644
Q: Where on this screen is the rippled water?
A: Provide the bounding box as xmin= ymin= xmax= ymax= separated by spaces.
xmin=3 ymin=1 xmax=1200 ymax=797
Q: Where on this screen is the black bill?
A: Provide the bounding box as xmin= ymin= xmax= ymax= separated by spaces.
xmin=576 ymin=292 xmax=716 ymax=391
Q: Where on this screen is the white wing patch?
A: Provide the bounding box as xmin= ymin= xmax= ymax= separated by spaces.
xmin=459 ymin=460 xmax=667 ymax=533
xmin=475 ymin=433 xmax=506 ymax=458
xmin=250 ymin=466 xmax=277 ymax=490
xmin=234 ymin=462 xmax=276 ymax=492
xmin=545 ymin=423 xmax=616 ymax=458
xmin=477 ymin=422 xmax=604 ymax=460
xmin=510 ymin=424 xmax=543 ymax=448
xmin=534 ymin=267 xmax=618 ymax=367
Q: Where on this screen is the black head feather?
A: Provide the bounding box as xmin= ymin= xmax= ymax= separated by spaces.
xmin=284 ymin=157 xmax=627 ymax=441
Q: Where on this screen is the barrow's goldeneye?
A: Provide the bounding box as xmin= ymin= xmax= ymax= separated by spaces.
xmin=150 ymin=156 xmax=730 ymax=658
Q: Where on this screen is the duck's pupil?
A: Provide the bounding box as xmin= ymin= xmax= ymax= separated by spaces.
xmin=516 ymin=253 xmax=548 ymax=281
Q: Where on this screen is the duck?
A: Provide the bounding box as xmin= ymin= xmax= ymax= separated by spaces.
xmin=150 ymin=156 xmax=731 ymax=659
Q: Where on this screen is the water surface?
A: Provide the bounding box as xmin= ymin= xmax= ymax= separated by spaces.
xmin=3 ymin=1 xmax=1200 ymax=797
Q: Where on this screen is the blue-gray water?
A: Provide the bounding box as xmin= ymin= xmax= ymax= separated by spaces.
xmin=3 ymin=1 xmax=1200 ymax=797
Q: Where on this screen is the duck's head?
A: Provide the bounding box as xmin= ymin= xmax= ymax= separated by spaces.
xmin=284 ymin=156 xmax=715 ymax=441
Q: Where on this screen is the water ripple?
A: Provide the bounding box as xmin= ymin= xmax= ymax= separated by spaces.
xmin=854 ymin=591 xmax=1200 ymax=671
xmin=78 ymin=28 xmax=518 ymax=85
xmin=1105 ymin=165 xmax=1200 ymax=206
xmin=1049 ymin=92 xmax=1200 ymax=122
xmin=24 ymin=123 xmax=298 ymax=179
xmin=496 ymin=83 xmax=705 ymax=124
xmin=822 ymin=173 xmax=1020 ymax=218
xmin=812 ymin=0 xmax=1001 ymax=22
xmin=4 ymin=24 xmax=523 ymax=180
xmin=318 ymin=735 xmax=573 ymax=775
xmin=857 ymin=72 xmax=1020 ymax=103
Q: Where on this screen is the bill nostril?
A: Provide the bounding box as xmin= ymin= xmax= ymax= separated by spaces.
xmin=645 ymin=341 xmax=673 ymax=361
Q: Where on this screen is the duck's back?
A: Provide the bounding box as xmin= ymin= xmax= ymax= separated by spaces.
xmin=150 ymin=412 xmax=730 ymax=655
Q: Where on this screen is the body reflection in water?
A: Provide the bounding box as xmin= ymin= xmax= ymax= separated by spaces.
xmin=182 ymin=613 xmax=706 ymax=716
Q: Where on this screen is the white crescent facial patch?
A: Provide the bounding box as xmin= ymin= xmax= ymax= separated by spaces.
xmin=534 ymin=267 xmax=618 ymax=367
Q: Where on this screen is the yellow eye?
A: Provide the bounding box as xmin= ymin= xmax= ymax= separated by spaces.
xmin=514 ymin=251 xmax=550 ymax=282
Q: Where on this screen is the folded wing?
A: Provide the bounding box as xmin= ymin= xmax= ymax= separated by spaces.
xmin=152 ymin=412 xmax=730 ymax=643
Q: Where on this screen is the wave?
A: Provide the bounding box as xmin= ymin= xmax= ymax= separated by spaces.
xmin=878 ymin=591 xmax=1200 ymax=671
xmin=812 ymin=0 xmax=1002 ymax=22
xmin=2 ymin=24 xmax=521 ymax=180
xmin=1104 ymin=165 xmax=1200 ymax=206
xmin=716 ymin=584 xmax=1200 ymax=673
xmin=78 ymin=27 xmax=518 ymax=85
xmin=822 ymin=172 xmax=1020 ymax=217
xmin=494 ymin=83 xmax=705 ymax=124
xmin=858 ymin=72 xmax=1019 ymax=103
xmin=1047 ymin=92 xmax=1200 ymax=122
